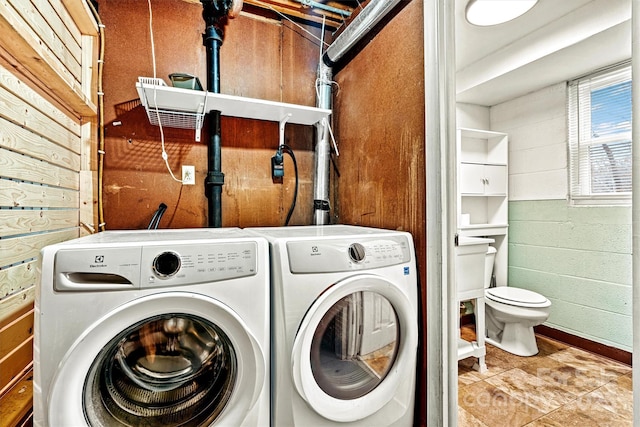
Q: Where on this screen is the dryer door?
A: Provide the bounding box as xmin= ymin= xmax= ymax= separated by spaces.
xmin=47 ymin=292 xmax=265 ymax=427
xmin=291 ymin=274 xmax=417 ymax=422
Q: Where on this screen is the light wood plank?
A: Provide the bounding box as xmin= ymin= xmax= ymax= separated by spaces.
xmin=0 ymin=179 xmax=79 ymax=209
xmin=30 ymin=0 xmax=82 ymax=60
xmin=0 ymin=2 xmax=96 ymax=116
xmin=0 ymin=336 xmax=33 ymax=394
xmin=0 ymin=62 xmax=80 ymax=135
xmin=0 ymin=118 xmax=80 ymax=170
xmin=81 ymin=34 xmax=98 ymax=110
xmin=79 ymin=170 xmax=97 ymax=236
xmin=0 ymin=309 xmax=33 ymax=361
xmin=0 ymin=209 xmax=78 ymax=238
xmin=0 ymin=262 xmax=37 ymax=303
xmin=0 ymin=88 xmax=81 ymax=155
xmin=0 ymin=365 xmax=32 ymax=427
xmin=0 ymin=148 xmax=79 ymax=189
xmin=0 ymin=62 xmax=81 ymax=138
xmin=0 ymin=229 xmax=79 ymax=268
xmin=0 ymin=288 xmax=34 ymax=330
xmin=8 ymin=0 xmax=82 ymax=81
xmin=60 ymin=0 xmax=98 ymax=36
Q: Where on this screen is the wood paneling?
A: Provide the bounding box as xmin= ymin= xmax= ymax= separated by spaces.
xmin=0 ymin=118 xmax=80 ymax=171
xmin=0 ymin=366 xmax=32 ymax=427
xmin=0 ymin=180 xmax=79 ymax=209
xmin=0 ymin=0 xmax=96 ymax=115
xmin=332 ymin=1 xmax=426 ymax=425
xmin=0 ymin=210 xmax=78 ymax=239
xmin=0 ymin=0 xmax=98 ymax=419
xmin=0 ymin=310 xmax=33 ymax=361
xmin=100 ymin=1 xmax=320 ymax=229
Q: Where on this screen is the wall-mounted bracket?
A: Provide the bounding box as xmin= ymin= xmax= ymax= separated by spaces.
xmin=279 ymin=113 xmax=292 ymax=148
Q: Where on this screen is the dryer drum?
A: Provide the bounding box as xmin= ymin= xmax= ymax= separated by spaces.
xmin=310 ymin=291 xmax=400 ymax=400
xmin=83 ymin=314 xmax=237 ymax=426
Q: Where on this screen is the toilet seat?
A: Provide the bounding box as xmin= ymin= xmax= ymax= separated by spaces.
xmin=486 ymin=287 xmax=550 ymax=308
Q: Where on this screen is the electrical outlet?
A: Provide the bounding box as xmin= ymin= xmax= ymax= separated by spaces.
xmin=182 ymin=165 xmax=195 ymax=185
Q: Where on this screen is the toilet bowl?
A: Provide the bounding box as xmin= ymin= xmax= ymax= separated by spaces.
xmin=484 ymin=247 xmax=551 ymax=356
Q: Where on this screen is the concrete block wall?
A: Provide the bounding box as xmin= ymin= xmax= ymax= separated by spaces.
xmin=489 ymin=83 xmax=632 ymax=351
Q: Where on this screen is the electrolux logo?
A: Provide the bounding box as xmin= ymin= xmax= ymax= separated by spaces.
xmin=90 ymin=255 xmax=107 ymax=268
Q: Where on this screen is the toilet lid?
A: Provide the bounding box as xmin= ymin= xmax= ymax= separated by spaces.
xmin=486 ymin=287 xmax=550 ymax=307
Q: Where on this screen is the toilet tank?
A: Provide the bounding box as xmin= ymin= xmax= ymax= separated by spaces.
xmin=455 ymin=237 xmax=493 ymax=297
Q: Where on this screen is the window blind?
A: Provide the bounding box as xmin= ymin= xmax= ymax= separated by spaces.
xmin=568 ymin=64 xmax=632 ymax=201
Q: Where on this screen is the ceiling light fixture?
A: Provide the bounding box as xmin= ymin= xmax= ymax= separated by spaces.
xmin=465 ymin=0 xmax=538 ymax=26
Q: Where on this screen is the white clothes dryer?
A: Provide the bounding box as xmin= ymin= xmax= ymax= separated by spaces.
xmin=248 ymin=225 xmax=418 ymax=427
xmin=34 ymin=228 xmax=270 ymax=427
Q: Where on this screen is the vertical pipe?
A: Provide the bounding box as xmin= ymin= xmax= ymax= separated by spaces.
xmin=313 ymin=62 xmax=333 ymax=225
xmin=631 ymin=0 xmax=639 ymax=420
xmin=204 ymin=25 xmax=224 ymax=228
xmin=425 ymin=0 xmax=456 ymax=424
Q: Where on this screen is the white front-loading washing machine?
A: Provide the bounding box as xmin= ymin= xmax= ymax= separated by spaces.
xmin=34 ymin=228 xmax=269 ymax=427
xmin=247 ymin=225 xmax=418 ymax=427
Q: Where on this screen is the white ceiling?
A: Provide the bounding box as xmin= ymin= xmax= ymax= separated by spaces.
xmin=455 ymin=0 xmax=632 ymax=106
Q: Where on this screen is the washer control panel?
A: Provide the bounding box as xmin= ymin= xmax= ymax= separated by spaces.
xmin=53 ymin=241 xmax=258 ymax=290
xmin=142 ymin=241 xmax=257 ymax=287
xmin=287 ymin=236 xmax=411 ymax=273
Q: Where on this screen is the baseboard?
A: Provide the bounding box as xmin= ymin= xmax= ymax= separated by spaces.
xmin=535 ymin=325 xmax=631 ymax=366
xmin=460 ymin=313 xmax=475 ymax=326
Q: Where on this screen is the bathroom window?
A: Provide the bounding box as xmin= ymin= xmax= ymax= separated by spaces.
xmin=568 ymin=62 xmax=632 ymax=205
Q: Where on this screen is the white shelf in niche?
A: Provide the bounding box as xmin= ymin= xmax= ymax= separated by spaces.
xmin=136 ymin=78 xmax=331 ymax=141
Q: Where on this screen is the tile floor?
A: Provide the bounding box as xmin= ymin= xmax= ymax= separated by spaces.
xmin=458 ymin=325 xmax=633 ymax=426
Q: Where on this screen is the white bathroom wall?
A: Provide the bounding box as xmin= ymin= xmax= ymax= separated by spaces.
xmin=490 ymin=82 xmax=567 ymax=201
xmin=456 ymin=102 xmax=489 ymax=129
xmin=489 ymin=83 xmax=632 ymax=351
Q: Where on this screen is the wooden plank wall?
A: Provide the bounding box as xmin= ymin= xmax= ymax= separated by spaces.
xmin=0 ymin=1 xmax=98 ymax=425
xmin=99 ymin=0 xmax=321 ymax=229
xmin=332 ymin=1 xmax=427 ymax=425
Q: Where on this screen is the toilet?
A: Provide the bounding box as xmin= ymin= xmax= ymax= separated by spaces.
xmin=484 ymin=246 xmax=551 ymax=356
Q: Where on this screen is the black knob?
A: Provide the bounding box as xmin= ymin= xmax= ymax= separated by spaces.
xmin=348 ymin=243 xmax=366 ymax=263
xmin=153 ymin=252 xmax=181 ymax=277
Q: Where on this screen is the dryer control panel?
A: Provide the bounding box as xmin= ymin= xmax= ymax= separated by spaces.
xmin=286 ymin=236 xmax=411 ymax=273
xmin=53 ymin=241 xmax=258 ymax=291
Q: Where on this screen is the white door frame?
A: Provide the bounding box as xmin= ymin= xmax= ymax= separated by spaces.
xmin=631 ymin=0 xmax=639 ymax=422
xmin=424 ymin=0 xmax=457 ymax=425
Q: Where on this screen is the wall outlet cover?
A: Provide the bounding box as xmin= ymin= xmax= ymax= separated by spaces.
xmin=182 ymin=165 xmax=195 ymax=185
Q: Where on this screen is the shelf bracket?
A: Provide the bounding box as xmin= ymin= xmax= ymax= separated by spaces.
xmin=195 ymin=101 xmax=206 ymax=142
xmin=279 ymin=113 xmax=292 ymax=148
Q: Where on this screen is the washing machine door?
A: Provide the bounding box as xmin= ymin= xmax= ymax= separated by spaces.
xmin=47 ymin=292 xmax=265 ymax=427
xmin=291 ymin=274 xmax=417 ymax=423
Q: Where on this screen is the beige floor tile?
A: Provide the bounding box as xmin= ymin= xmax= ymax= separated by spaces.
xmin=517 ymin=354 xmax=612 ymax=396
xmin=459 ymin=380 xmax=546 ymax=427
xmin=484 ymin=368 xmax=577 ymax=413
xmin=458 ymin=406 xmax=489 ymax=427
xmin=524 ymin=398 xmax=633 ymax=427
xmin=579 ymin=377 xmax=633 ymax=421
xmin=548 ymin=347 xmax=631 ymax=376
xmin=458 ymin=333 xmax=632 ymax=427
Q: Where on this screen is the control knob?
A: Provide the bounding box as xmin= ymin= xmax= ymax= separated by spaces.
xmin=153 ymin=251 xmax=181 ymax=278
xmin=348 ymin=243 xmax=366 ymax=263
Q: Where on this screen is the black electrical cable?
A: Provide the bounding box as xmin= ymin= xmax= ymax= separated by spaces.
xmin=280 ymin=145 xmax=298 ymax=226
xmin=147 ymin=203 xmax=168 ymax=229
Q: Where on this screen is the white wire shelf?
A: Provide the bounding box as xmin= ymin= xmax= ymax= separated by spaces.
xmin=136 ymin=77 xmax=332 ymax=141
